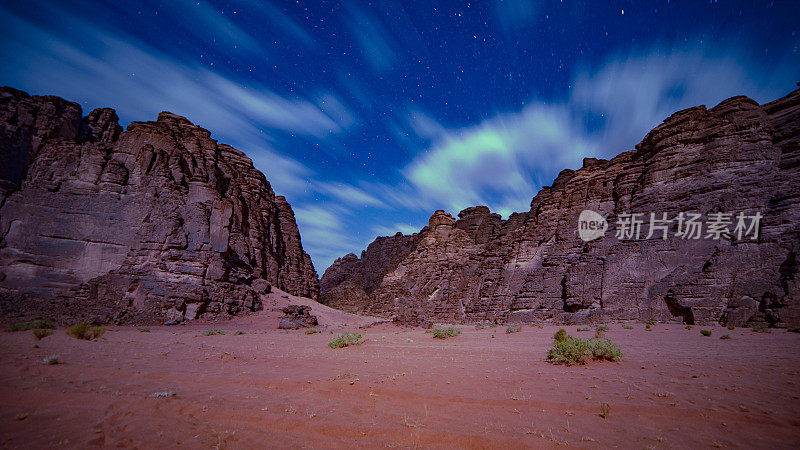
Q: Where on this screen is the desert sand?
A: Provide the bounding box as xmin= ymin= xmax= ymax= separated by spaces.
xmin=2 ymin=290 xmax=799 ymax=449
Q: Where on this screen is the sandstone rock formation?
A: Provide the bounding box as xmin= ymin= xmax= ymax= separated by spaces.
xmin=321 ymin=88 xmax=800 ymax=327
xmin=0 ymin=87 xmax=318 ymax=324
xmin=278 ymin=305 xmax=318 ymax=329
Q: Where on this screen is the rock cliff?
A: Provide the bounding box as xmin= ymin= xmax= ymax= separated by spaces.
xmin=321 ymin=88 xmax=800 ymax=326
xmin=0 ymin=87 xmax=318 ymax=324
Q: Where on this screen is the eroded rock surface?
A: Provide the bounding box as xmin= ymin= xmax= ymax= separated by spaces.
xmin=278 ymin=305 xmax=318 ymax=329
xmin=321 ymin=88 xmax=800 ymax=326
xmin=0 ymin=87 xmax=318 ymax=324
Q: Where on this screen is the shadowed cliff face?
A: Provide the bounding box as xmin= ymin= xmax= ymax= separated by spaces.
xmin=0 ymin=87 xmax=318 ymax=324
xmin=321 ymin=88 xmax=800 ymax=327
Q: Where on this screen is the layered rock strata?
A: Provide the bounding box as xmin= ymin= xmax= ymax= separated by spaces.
xmin=321 ymin=88 xmax=800 ymax=326
xmin=0 ymin=87 xmax=318 ymax=324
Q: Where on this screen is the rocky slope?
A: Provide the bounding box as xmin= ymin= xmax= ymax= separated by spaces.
xmin=321 ymin=88 xmax=800 ymax=326
xmin=0 ymin=87 xmax=318 ymax=324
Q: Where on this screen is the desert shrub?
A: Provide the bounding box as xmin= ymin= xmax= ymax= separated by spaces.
xmin=577 ymin=327 xmax=590 ymax=332
xmin=590 ymin=339 xmax=623 ymax=361
xmin=788 ymin=327 xmax=800 ymax=333
xmin=623 ymin=325 xmax=634 ymax=330
xmin=66 ymin=323 xmax=105 ymax=340
xmin=720 ymin=334 xmax=731 ymax=340
xmin=596 ymin=326 xmax=609 ymax=332
xmin=546 ymin=332 xmax=622 ymax=365
xmin=328 ymin=333 xmax=362 ymax=348
xmin=750 ymin=324 xmax=770 ymax=333
xmin=428 ymin=327 xmax=461 ymax=339
xmin=138 ymin=328 xmax=150 ymax=333
xmin=475 ymin=324 xmax=485 ymax=330
xmin=304 ymin=328 xmax=320 ymax=334
xmin=547 ymin=335 xmax=592 ymax=365
xmin=234 ymin=330 xmax=246 ymax=335
xmin=646 ymin=320 xmax=656 ymax=325
xmin=685 ymin=325 xmax=693 ymax=330
xmin=489 ymin=324 xmax=498 ymax=328
xmin=33 ymin=329 xmax=53 ymax=340
xmin=203 ymin=329 xmax=226 ymax=336
xmin=553 ymin=328 xmax=567 ymax=342
xmin=600 ymin=403 xmax=610 ymax=419
xmin=645 ymin=324 xmax=652 ymax=330
xmin=594 ymin=329 xmax=606 ymax=339
xmin=9 ymin=320 xmax=56 ymax=332
xmin=42 ymin=354 xmax=60 ymax=365
xmin=700 ymin=329 xmax=712 ymax=337
xmin=506 ymin=326 xmax=522 ymax=334
xmin=727 ymin=325 xmax=736 ymax=330
xmin=67 ymin=323 xmax=90 ymax=339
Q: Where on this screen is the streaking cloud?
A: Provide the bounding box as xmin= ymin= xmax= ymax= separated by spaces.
xmin=2 ymin=1 xmax=797 ymax=273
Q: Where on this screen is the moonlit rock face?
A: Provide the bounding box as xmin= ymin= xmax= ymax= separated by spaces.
xmin=0 ymin=87 xmax=319 ymax=324
xmin=578 ymin=210 xmax=607 ymax=242
xmin=321 ymin=88 xmax=800 ymax=327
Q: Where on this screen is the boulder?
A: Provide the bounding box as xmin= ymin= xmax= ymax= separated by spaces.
xmin=278 ymin=305 xmax=318 ymax=329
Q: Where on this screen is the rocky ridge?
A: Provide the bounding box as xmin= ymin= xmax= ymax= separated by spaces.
xmin=321 ymin=88 xmax=800 ymax=326
xmin=0 ymin=87 xmax=318 ymax=324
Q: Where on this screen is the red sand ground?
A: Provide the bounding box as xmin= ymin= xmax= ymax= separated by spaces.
xmin=2 ymin=290 xmax=800 ymax=449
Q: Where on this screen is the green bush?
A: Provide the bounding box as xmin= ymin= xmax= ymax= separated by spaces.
xmin=66 ymin=323 xmax=105 ymax=340
xmin=138 ymin=328 xmax=150 ymax=333
xmin=9 ymin=320 xmax=56 ymax=332
xmin=788 ymin=327 xmax=800 ymax=333
xmin=203 ymin=329 xmax=226 ymax=336
xmin=727 ymin=325 xmax=736 ymax=330
xmin=427 ymin=327 xmax=461 ymax=339
xmin=489 ymin=324 xmax=498 ymax=328
xmin=594 ymin=329 xmax=606 ymax=339
xmin=546 ymin=332 xmax=622 ymax=365
xmin=475 ymin=324 xmax=485 ymax=330
xmin=623 ymin=325 xmax=634 ymax=330
xmin=506 ymin=326 xmax=521 ymax=334
xmin=577 ymin=327 xmax=590 ymax=332
xmin=304 ymin=328 xmax=321 ymax=334
xmin=234 ymin=330 xmax=246 ymax=335
xmin=32 ymin=329 xmax=53 ymax=340
xmin=646 ymin=320 xmax=656 ymax=325
xmin=720 ymin=334 xmax=731 ymax=340
xmin=596 ymin=326 xmax=609 ymax=332
xmin=590 ymin=339 xmax=624 ymax=361
xmin=750 ymin=324 xmax=769 ymax=333
xmin=685 ymin=325 xmax=693 ymax=330
xmin=645 ymin=324 xmax=651 ymax=330
xmin=553 ymin=328 xmax=567 ymax=342
xmin=328 ymin=333 xmax=362 ymax=348
xmin=700 ymin=329 xmax=712 ymax=337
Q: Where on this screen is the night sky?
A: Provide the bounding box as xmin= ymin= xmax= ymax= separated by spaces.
xmin=1 ymin=1 xmax=799 ymax=272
